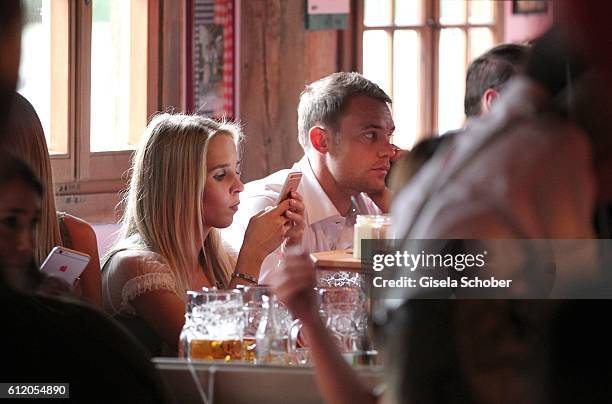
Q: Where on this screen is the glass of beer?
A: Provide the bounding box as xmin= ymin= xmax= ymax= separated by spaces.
xmin=189 ymin=290 xmax=244 ymax=361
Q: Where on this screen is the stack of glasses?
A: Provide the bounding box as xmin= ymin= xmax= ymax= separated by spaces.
xmin=179 ymin=287 xmax=299 ymax=364
xmin=179 ymin=286 xmax=374 ymax=366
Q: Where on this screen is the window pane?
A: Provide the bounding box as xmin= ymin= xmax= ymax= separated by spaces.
xmin=363 ymin=30 xmax=392 ymax=98
xmin=90 ymin=0 xmax=147 ymax=152
xmin=440 ymin=0 xmax=466 ymax=25
xmin=364 ymin=0 xmax=392 ymax=27
xmin=438 ymin=28 xmax=466 ymax=134
xmin=18 ymin=0 xmax=69 ymax=154
xmin=393 ymin=30 xmax=421 ymax=149
xmin=468 ymin=0 xmax=494 ymax=24
xmin=468 ymin=28 xmax=494 ymax=63
xmin=395 ymin=0 xmax=423 ymax=25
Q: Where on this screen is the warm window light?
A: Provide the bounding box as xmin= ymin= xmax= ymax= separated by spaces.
xmin=437 ymin=28 xmax=467 ymax=134
xmin=361 ymin=0 xmax=498 ymax=147
xmin=90 ymin=0 xmax=148 ymax=152
xmin=392 ymin=30 xmax=421 ymax=149
xmin=18 ymin=0 xmax=69 ymax=155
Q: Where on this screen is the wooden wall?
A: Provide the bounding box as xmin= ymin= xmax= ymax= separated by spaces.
xmin=238 ymin=0 xmax=341 ymax=182
xmin=56 ymin=0 xmax=347 ymax=223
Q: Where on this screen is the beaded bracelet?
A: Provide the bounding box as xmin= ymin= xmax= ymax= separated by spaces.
xmin=232 ymin=271 xmax=258 ymax=284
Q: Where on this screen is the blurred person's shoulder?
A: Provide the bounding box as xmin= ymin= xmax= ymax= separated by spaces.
xmin=0 ymin=285 xmax=168 ymax=402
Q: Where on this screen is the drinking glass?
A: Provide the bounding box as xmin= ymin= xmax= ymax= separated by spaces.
xmin=189 ymin=290 xmax=244 ymax=361
xmin=240 ymin=285 xmax=271 ymax=362
xmin=178 ymin=290 xmax=205 ymax=358
xmin=318 ymin=287 xmax=368 ymax=352
xmin=256 ymin=294 xmax=290 ymax=365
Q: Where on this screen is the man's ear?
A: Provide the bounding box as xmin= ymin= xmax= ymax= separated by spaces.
xmin=309 ymin=126 xmax=329 ymax=153
xmin=480 ymin=88 xmax=500 ymax=116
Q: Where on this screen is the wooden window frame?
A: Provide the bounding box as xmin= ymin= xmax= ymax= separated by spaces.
xmin=47 ymin=0 xmax=71 ymax=182
xmin=52 ymin=0 xmax=164 ymax=223
xmin=355 ymin=0 xmax=504 ymax=144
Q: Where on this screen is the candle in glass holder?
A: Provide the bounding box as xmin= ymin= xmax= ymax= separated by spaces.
xmin=353 ymin=215 xmax=392 ymax=259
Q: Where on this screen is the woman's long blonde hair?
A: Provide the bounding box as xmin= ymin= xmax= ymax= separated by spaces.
xmin=1 ymin=93 xmax=62 ymax=265
xmin=107 ymin=113 xmax=241 ymax=293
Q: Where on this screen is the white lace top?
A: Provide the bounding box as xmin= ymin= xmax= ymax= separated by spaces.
xmin=102 ymin=250 xmax=182 ymax=317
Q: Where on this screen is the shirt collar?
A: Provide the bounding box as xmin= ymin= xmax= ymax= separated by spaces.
xmin=294 ymin=156 xmax=343 ymax=225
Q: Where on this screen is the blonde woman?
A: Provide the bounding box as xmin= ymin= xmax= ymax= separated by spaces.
xmin=102 ymin=113 xmax=305 ymax=355
xmin=2 ymin=93 xmax=102 ymax=307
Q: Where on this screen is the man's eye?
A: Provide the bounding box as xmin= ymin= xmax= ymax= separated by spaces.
xmin=363 ymin=133 xmax=377 ymax=141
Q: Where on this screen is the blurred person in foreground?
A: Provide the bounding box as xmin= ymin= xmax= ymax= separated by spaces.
xmin=0 ymin=5 xmax=168 ymax=400
xmin=1 ymin=93 xmax=103 ymax=307
xmin=0 ymin=154 xmax=169 ymax=402
xmin=276 ymin=250 xmax=612 ymax=404
xmin=274 ymin=250 xmax=550 ymax=404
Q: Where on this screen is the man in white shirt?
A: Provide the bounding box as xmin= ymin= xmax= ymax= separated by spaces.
xmin=225 ymin=72 xmax=396 ymax=283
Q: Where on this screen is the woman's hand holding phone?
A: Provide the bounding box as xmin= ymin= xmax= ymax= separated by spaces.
xmin=276 ymin=171 xmax=302 ymax=204
xmin=283 ymin=191 xmax=305 ymax=246
xmin=247 ymin=194 xmax=305 ymax=253
xmin=243 ymin=200 xmax=293 ymax=258
xmin=276 ymin=172 xmax=305 ymax=245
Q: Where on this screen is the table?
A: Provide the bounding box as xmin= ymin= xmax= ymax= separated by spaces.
xmin=154 ymin=358 xmax=382 ymax=404
xmin=310 ymin=249 xmax=361 ymax=271
xmin=311 ymin=249 xmax=369 ymax=289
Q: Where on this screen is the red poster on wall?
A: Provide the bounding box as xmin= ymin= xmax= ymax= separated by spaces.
xmin=187 ymin=0 xmax=235 ymax=119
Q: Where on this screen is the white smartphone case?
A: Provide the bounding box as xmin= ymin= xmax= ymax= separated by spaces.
xmin=40 ymin=246 xmax=90 ymax=284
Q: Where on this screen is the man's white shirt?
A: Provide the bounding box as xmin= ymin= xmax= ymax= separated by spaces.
xmin=223 ymin=156 xmax=381 ymax=284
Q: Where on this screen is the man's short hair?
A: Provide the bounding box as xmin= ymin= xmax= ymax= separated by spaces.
xmin=297 ymin=72 xmax=392 ymax=148
xmin=464 ymin=43 xmax=528 ymax=117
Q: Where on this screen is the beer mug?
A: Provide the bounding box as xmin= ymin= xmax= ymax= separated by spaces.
xmin=189 ymin=290 xmax=244 ymax=361
xmin=318 ymin=287 xmax=368 ymax=352
xmin=179 ymin=290 xmax=205 ymax=358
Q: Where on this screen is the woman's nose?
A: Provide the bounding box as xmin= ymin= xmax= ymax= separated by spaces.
xmin=232 ymin=176 xmax=244 ymax=194
xmin=16 ymin=227 xmax=35 ymax=257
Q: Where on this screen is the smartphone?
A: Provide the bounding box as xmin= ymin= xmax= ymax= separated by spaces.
xmin=276 ymin=171 xmax=302 ymax=204
xmin=40 ymin=246 xmax=90 ymax=285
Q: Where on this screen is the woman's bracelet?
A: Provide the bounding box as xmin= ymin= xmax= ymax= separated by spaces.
xmin=232 ymin=271 xmax=258 ymax=284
